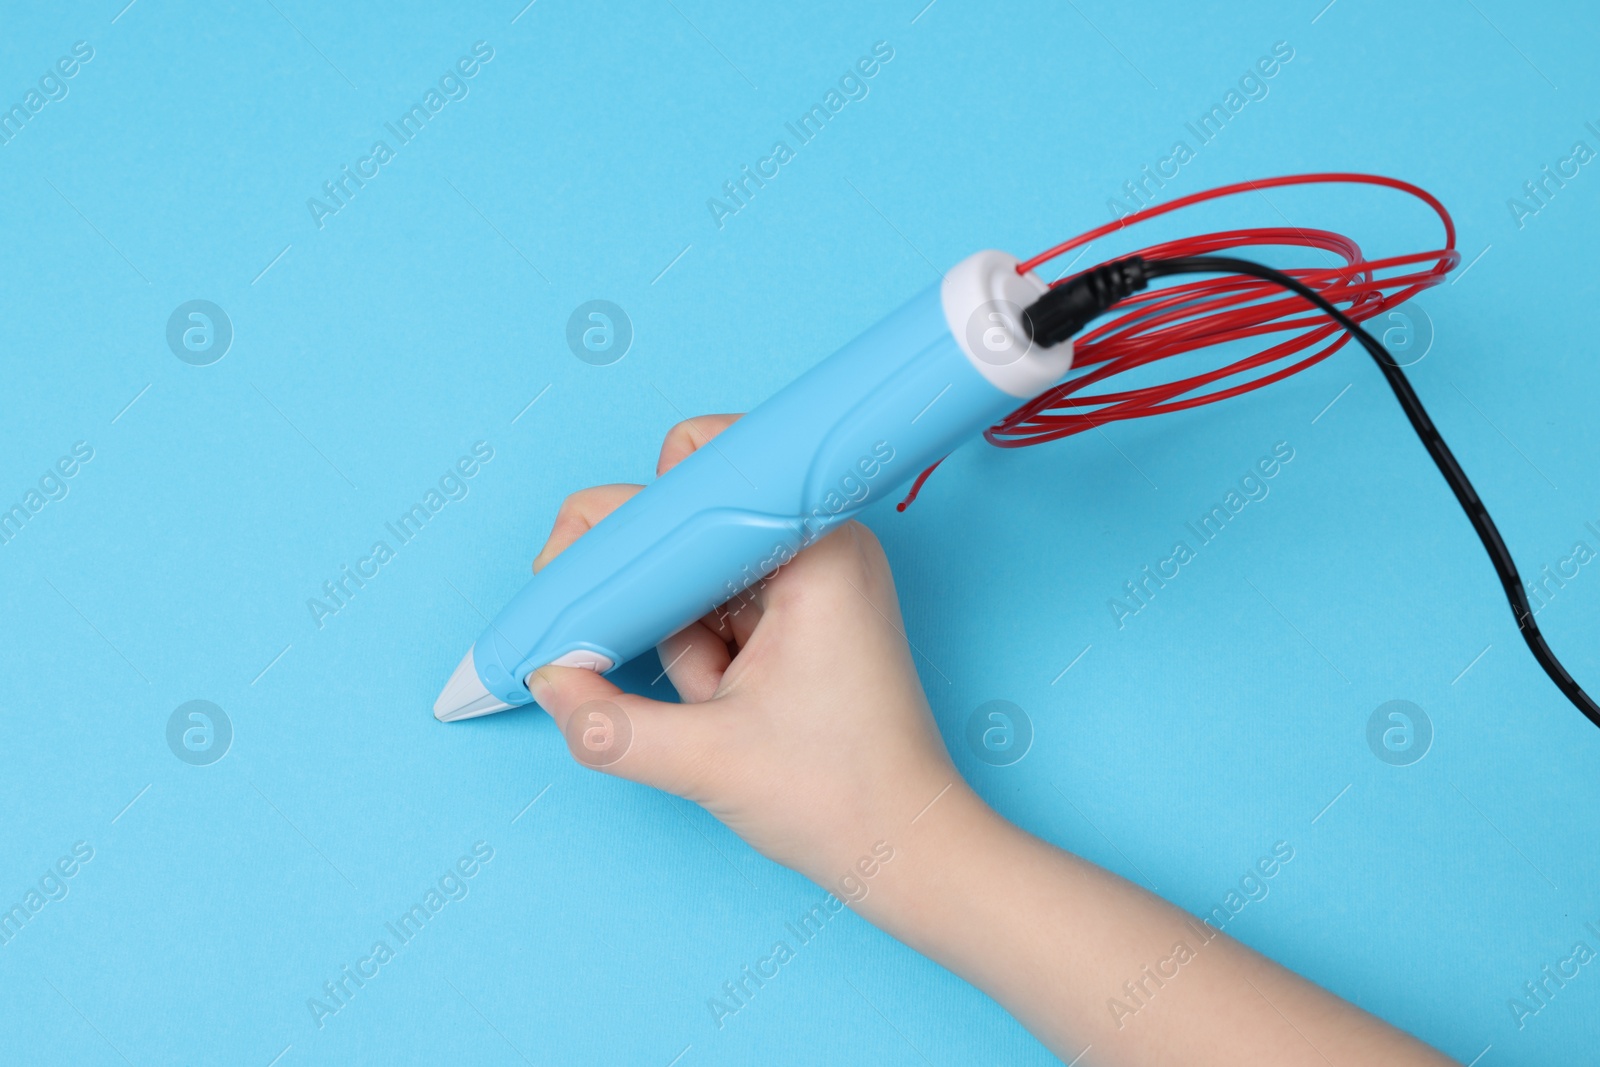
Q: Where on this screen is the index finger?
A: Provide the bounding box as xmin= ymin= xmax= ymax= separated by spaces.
xmin=656 ymin=414 xmax=742 ymax=476
xmin=532 ymin=483 xmax=643 ymax=572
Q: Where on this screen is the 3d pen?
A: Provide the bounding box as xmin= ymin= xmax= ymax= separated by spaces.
xmin=436 ymin=173 xmax=1599 ymax=729
xmin=435 ymin=251 xmax=1060 ymax=721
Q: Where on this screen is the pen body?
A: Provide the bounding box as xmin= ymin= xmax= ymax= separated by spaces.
xmin=459 ymin=252 xmax=1064 ymax=714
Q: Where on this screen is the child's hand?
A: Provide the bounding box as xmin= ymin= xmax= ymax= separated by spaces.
xmin=526 ymin=414 xmax=1453 ymax=1067
xmin=526 ymin=414 xmax=974 ymax=894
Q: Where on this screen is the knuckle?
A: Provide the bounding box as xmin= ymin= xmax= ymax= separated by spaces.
xmin=845 ymin=519 xmax=885 ymax=559
xmin=657 ymin=422 xmax=697 ymax=474
xmin=666 ymin=419 xmax=700 ymax=448
xmin=850 ymin=523 xmax=893 ymax=580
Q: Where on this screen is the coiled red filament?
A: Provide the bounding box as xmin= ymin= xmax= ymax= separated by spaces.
xmin=896 ymin=173 xmax=1460 ymax=510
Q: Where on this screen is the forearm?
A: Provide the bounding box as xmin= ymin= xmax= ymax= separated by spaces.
xmin=851 ymin=786 xmax=1453 ymax=1066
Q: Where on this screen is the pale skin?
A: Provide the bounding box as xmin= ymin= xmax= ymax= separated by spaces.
xmin=527 ymin=414 xmax=1456 ymax=1066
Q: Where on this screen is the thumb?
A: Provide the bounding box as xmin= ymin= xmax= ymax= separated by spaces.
xmin=527 ymin=664 xmax=717 ymax=795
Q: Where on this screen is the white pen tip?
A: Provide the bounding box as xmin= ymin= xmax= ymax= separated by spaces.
xmin=434 ymin=648 xmax=515 ymax=722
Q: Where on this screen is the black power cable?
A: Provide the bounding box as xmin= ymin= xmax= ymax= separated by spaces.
xmin=1023 ymin=254 xmax=1600 ymax=729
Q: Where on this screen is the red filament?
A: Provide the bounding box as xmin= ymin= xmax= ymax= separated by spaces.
xmin=896 ymin=173 xmax=1459 ymax=510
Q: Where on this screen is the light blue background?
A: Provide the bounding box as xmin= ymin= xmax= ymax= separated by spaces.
xmin=3 ymin=1 xmax=1598 ymax=1063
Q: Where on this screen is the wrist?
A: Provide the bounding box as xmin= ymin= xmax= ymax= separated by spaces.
xmin=838 ymin=779 xmax=1009 ymax=932
xmin=831 ymin=780 xmax=1100 ymax=1043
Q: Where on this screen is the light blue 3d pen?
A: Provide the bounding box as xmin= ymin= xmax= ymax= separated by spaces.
xmin=434 ymin=251 xmax=1069 ymax=721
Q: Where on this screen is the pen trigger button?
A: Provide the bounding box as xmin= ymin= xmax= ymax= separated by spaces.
xmin=544 ymin=650 xmax=615 ymax=674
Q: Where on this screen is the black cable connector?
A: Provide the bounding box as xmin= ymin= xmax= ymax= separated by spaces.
xmin=1022 ymin=256 xmax=1152 ymax=348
